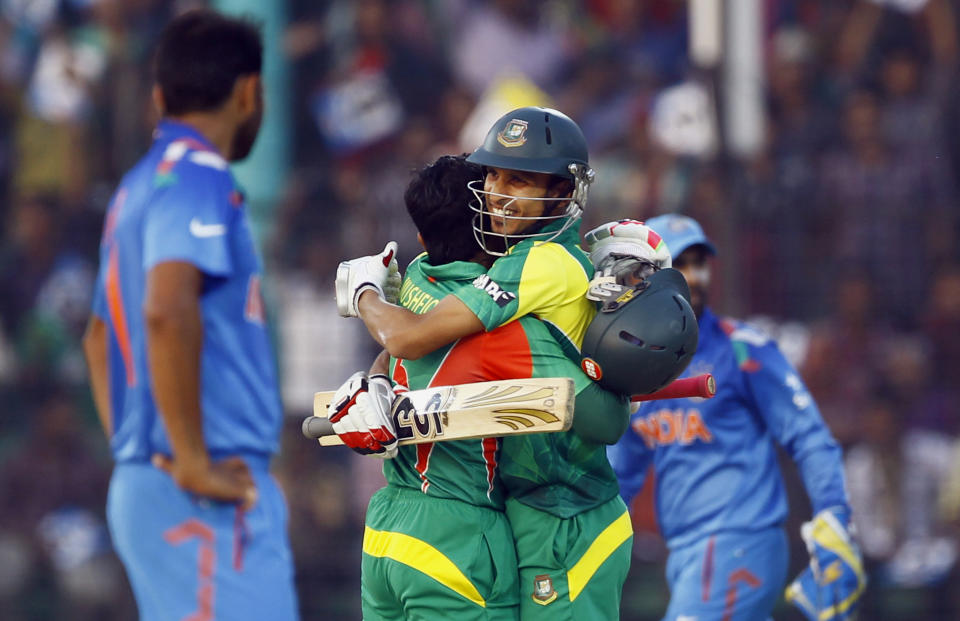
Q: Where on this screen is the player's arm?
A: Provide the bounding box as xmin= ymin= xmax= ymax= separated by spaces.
xmin=746 ymin=338 xmax=847 ymax=511
xmin=743 ymin=336 xmax=866 ymax=619
xmin=335 ymin=242 xmax=483 ymax=359
xmin=368 ymin=348 xmax=390 ymax=376
xmin=82 ymin=315 xmax=112 ymax=439
xmin=144 ymin=261 xmax=255 ymax=508
xmin=357 ymin=290 xmax=483 ymax=360
xmin=571 ymin=381 xmax=630 ymax=444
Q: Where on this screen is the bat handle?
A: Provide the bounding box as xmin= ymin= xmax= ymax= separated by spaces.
xmin=302 ymin=416 xmax=335 ymax=439
xmin=631 ymin=374 xmax=716 ymax=402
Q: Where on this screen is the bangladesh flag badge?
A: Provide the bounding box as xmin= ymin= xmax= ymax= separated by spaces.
xmin=532 ymin=574 xmax=558 ymax=605
xmin=497 ymin=119 xmax=529 ymax=147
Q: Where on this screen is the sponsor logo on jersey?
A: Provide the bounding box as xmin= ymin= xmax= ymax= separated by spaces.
xmin=472 ymin=274 xmax=517 ymax=307
xmin=632 ymin=408 xmax=714 ymax=448
xmin=497 ymin=119 xmax=529 ymax=147
xmin=532 ymin=574 xmax=558 ymax=605
xmin=189 ymin=217 xmax=227 ymax=238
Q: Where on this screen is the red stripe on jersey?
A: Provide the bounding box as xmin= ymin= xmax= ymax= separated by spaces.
xmin=431 ymin=321 xmax=533 ymax=386
xmin=105 ymin=247 xmax=136 ymax=386
xmin=392 ymin=359 xmax=410 ymax=393
xmin=416 ymin=443 xmax=434 ymax=493
xmin=482 ymin=437 xmax=499 ymax=500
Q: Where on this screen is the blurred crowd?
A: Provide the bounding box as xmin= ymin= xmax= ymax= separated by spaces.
xmin=0 ymin=0 xmax=959 ymax=619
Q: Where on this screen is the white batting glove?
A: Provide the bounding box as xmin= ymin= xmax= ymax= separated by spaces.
xmin=584 ymin=220 xmax=671 ymax=300
xmin=584 ymin=219 xmax=672 ymax=271
xmin=328 ymin=372 xmax=398 ymax=459
xmin=335 ymin=241 xmax=401 ymax=317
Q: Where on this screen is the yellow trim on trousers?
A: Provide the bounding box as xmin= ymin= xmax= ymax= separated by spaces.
xmin=566 ymin=510 xmax=633 ymax=601
xmin=363 ymin=526 xmax=486 ymax=607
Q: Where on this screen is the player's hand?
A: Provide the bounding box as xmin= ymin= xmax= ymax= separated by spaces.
xmin=785 ymin=506 xmax=867 ymax=621
xmin=586 ymin=275 xmax=627 ymax=302
xmin=335 ymin=241 xmax=400 ymax=317
xmin=152 ymin=453 xmax=258 ymax=510
xmin=328 ymin=371 xmax=398 ymax=459
xmin=584 ymin=219 xmax=672 ymax=282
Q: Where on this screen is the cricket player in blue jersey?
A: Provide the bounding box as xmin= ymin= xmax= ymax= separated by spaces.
xmin=82 ymin=10 xmax=297 ymax=620
xmin=598 ymin=214 xmax=866 ymax=621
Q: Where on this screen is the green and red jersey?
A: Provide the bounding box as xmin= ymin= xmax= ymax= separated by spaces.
xmin=386 ymin=253 xmax=596 ymax=509
xmin=387 ymin=226 xmax=625 ymax=518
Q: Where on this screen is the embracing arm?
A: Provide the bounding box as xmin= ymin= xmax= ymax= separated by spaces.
xmin=572 ymin=382 xmax=630 ymax=445
xmin=82 ymin=315 xmax=112 ymax=440
xmin=357 ymin=290 xmax=484 ymax=360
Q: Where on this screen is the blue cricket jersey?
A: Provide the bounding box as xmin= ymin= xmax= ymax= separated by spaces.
xmin=608 ymin=307 xmax=848 ymax=549
xmin=91 ymin=120 xmax=282 ymax=463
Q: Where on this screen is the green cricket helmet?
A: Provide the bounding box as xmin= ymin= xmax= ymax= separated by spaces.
xmin=580 ymin=268 xmax=699 ymax=396
xmin=466 ymin=107 xmax=595 ymax=255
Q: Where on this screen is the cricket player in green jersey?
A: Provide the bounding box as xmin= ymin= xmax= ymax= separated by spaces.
xmin=331 ymin=154 xmax=628 ymax=619
xmin=334 ymin=108 xmax=649 ymax=619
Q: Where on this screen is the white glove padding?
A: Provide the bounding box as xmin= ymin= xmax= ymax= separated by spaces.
xmin=586 ymin=275 xmax=629 ymax=302
xmin=329 ymin=372 xmax=398 ymax=459
xmin=335 ymin=241 xmax=401 ymax=317
xmin=584 ymin=219 xmax=672 ymax=272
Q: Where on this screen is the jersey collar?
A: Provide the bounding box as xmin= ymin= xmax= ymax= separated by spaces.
xmin=419 ymin=257 xmax=487 ymax=281
xmin=154 ymin=119 xmax=220 ymax=154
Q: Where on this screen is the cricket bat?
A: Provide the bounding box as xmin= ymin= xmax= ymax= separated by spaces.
xmin=302 ymin=374 xmax=716 ymax=445
xmin=302 ymin=377 xmax=574 ymax=446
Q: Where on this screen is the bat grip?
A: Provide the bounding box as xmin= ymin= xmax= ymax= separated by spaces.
xmin=631 ymin=374 xmax=716 ymax=402
xmin=302 ymin=416 xmax=334 ymax=439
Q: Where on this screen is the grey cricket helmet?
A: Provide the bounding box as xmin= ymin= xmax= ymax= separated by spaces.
xmin=580 ymin=268 xmax=699 ymax=396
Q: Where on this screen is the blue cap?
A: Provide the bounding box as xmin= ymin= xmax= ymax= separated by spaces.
xmin=645 ymin=214 xmax=717 ymax=259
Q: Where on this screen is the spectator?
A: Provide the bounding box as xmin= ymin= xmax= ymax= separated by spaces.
xmin=801 ymin=268 xmax=894 ymax=445
xmin=816 ymin=87 xmax=953 ymax=327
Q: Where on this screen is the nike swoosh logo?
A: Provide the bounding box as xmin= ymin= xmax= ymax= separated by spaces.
xmin=189 ymin=218 xmax=226 ymax=238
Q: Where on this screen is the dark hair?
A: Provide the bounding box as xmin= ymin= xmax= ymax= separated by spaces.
xmin=154 ymin=9 xmax=262 ymax=115
xmin=404 ymin=155 xmax=484 ymax=265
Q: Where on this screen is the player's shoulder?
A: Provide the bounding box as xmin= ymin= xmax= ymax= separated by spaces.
xmin=153 ymin=137 xmax=232 ymax=189
xmin=716 ymin=315 xmax=773 ymax=348
xmin=524 ymin=239 xmax=592 ymax=280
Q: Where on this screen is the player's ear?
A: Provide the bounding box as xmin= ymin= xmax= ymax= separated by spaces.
xmin=235 ymin=74 xmax=261 ymax=117
xmin=152 ymin=85 xmax=165 ymax=116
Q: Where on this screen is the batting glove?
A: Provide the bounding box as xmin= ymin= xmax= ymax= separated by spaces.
xmin=328 ymin=372 xmax=399 ymax=459
xmin=335 ymin=241 xmax=401 ymax=317
xmin=584 ymin=219 xmax=672 ymax=272
xmin=585 ymin=275 xmax=628 ymax=302
xmin=785 ymin=506 xmax=867 ymax=621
